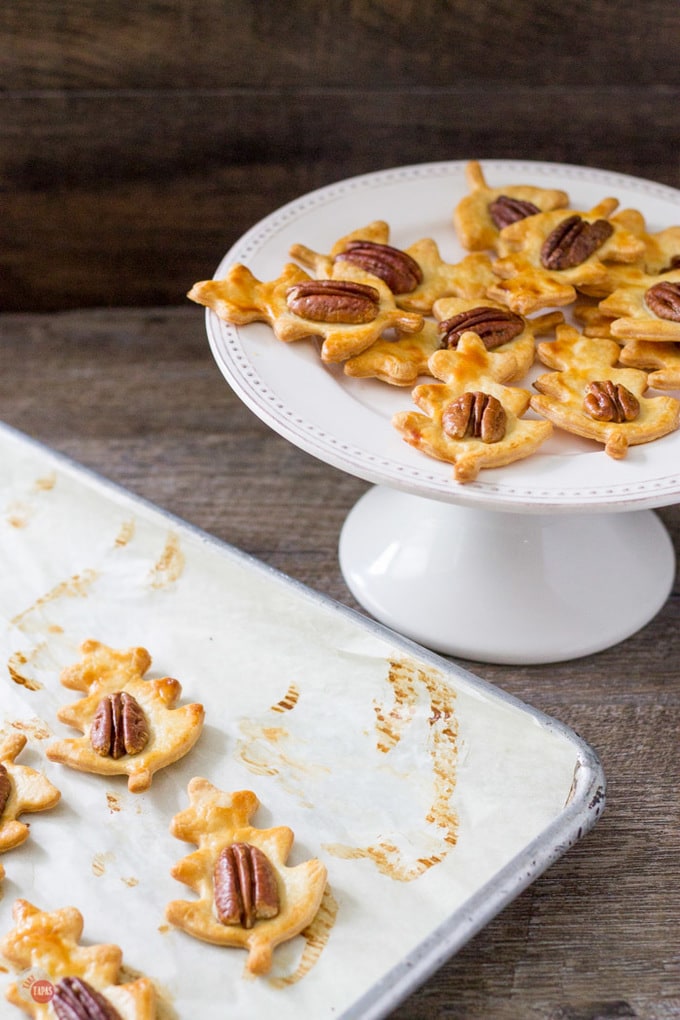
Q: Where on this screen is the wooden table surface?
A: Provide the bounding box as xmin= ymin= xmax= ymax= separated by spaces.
xmin=2 ymin=306 xmax=679 ymax=1019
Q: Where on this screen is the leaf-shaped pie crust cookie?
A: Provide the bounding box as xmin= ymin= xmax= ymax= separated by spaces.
xmin=597 ymin=269 xmax=680 ymax=342
xmin=610 ymin=207 xmax=680 ymax=275
xmin=344 ymin=302 xmax=562 ymax=388
xmin=618 ymin=339 xmax=680 ymax=390
xmin=188 ymin=260 xmax=423 ymax=363
xmin=289 ymin=218 xmax=497 ymax=313
xmin=343 ymin=319 xmax=443 ymax=386
xmin=531 ymin=325 xmax=680 ymax=458
xmin=0 ymin=899 xmax=156 ymax=1018
xmin=46 ymin=640 xmax=204 ymax=793
xmin=452 ymin=160 xmax=570 ymax=252
xmin=392 ymin=332 xmax=553 ymax=483
xmin=166 ymin=779 xmax=327 ymax=976
xmin=432 ymin=298 xmax=563 ymax=382
xmin=488 ymin=200 xmax=646 ymax=314
xmin=0 ymin=734 xmax=60 ymax=883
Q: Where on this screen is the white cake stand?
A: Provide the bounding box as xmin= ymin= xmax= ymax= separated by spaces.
xmin=205 ymin=160 xmax=680 ymax=664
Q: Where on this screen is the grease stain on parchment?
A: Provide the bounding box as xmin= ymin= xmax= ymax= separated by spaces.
xmin=34 ymin=473 xmax=56 ymax=492
xmin=114 ymin=518 xmax=136 ymax=548
xmin=8 ymin=651 xmax=43 ymax=691
xmin=237 ymin=718 xmax=329 ymax=806
xmin=270 ymin=684 xmax=300 ymax=713
xmin=236 ymin=657 xmax=460 ymax=883
xmin=10 ymin=570 xmax=99 ymax=630
xmin=321 ymin=840 xmax=446 ymax=881
xmin=106 ymin=792 xmax=122 ymax=814
xmin=267 ymin=885 xmax=339 ymax=988
xmin=4 ymin=475 xmax=56 ymax=528
xmin=381 ymin=659 xmax=459 ymax=848
xmin=5 ymin=502 xmax=30 ymax=529
xmin=7 ymin=639 xmax=66 ymax=691
xmin=148 ymin=532 xmax=184 ymax=589
xmin=92 ymin=851 xmax=115 ymax=877
xmin=9 ymin=719 xmax=51 ymax=741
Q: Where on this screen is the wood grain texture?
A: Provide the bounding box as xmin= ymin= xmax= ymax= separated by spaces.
xmin=1 ymin=305 xmax=679 ymax=1017
xmin=1 ymin=0 xmax=679 ymax=310
xmin=2 ymin=0 xmax=680 ymax=89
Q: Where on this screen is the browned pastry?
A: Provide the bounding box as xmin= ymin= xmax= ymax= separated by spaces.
xmin=610 ymin=208 xmax=680 ymax=275
xmin=531 ymin=324 xmax=680 ymax=458
xmin=575 ymin=210 xmax=680 ymax=299
xmin=572 ymin=299 xmax=617 ymax=338
xmin=618 ymin=339 xmax=680 ymax=391
xmin=46 ymin=640 xmax=204 ymax=793
xmin=432 ymin=298 xmax=563 ymax=382
xmin=289 ymin=219 xmax=497 ymax=313
xmin=344 ymin=301 xmax=562 ymax=388
xmin=188 ymin=260 xmax=423 ymax=363
xmin=392 ymin=332 xmax=553 ymax=483
xmin=488 ymin=199 xmax=646 ymax=314
xmin=597 ymin=269 xmax=680 ymax=343
xmin=166 ymin=779 xmax=327 ymax=976
xmin=343 ymin=319 xmax=443 ymax=386
xmin=1 ymin=899 xmax=156 ymax=1018
xmin=453 ymin=160 xmax=570 ymax=251
xmin=0 ymin=733 xmax=60 ymax=884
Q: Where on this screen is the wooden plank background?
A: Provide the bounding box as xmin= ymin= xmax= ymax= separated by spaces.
xmin=1 ymin=0 xmax=679 ymax=312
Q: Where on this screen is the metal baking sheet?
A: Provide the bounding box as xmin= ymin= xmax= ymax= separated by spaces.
xmin=0 ymin=421 xmax=605 ymax=1019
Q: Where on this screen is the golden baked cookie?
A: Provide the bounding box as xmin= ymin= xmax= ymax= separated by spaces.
xmin=1 ymin=898 xmax=156 ymax=1018
xmin=618 ymin=339 xmax=680 ymax=390
xmin=290 ymin=218 xmax=497 ymax=313
xmin=46 ymin=640 xmax=205 ymax=793
xmin=531 ymin=325 xmax=680 ymax=458
xmin=432 ymin=298 xmax=564 ymax=382
xmin=573 ymin=263 xmax=649 ymax=301
xmin=343 ymin=301 xmax=562 ymax=388
xmin=392 ymin=332 xmax=553 ymax=483
xmin=597 ymin=269 xmax=680 ymax=343
xmin=611 ymin=207 xmax=680 ymax=275
xmin=166 ymin=779 xmax=327 ymax=976
xmin=188 ymin=260 xmax=423 ymax=363
xmin=0 ymin=733 xmax=60 ymax=883
xmin=488 ymin=199 xmax=647 ymax=315
xmin=572 ymin=299 xmax=617 ymax=338
xmin=452 ymin=160 xmax=569 ymax=252
xmin=343 ymin=319 xmax=443 ymax=386
xmin=576 ymin=210 xmax=680 ymax=299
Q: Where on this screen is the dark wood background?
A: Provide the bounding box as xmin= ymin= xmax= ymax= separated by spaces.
xmin=1 ymin=0 xmax=679 ymax=312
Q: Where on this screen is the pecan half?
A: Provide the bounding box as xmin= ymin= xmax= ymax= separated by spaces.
xmin=541 ymin=215 xmax=614 ymax=270
xmin=53 ymin=976 xmax=122 ymax=1020
xmin=334 ymin=240 xmax=423 ymax=294
xmin=489 ymin=194 xmax=540 ymax=230
xmin=90 ymin=691 xmax=149 ymax=759
xmin=286 ymin=280 xmax=380 ymax=323
xmin=442 ymin=391 xmax=507 ymax=443
xmin=583 ymin=380 xmax=640 ymax=423
xmin=214 ymin=842 xmax=280 ymax=929
xmin=645 ymin=281 xmax=680 ymax=322
xmin=0 ymin=763 xmax=11 ymax=817
xmin=438 ymin=306 xmax=524 ymax=351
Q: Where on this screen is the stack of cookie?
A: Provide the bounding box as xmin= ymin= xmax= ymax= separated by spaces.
xmin=189 ymin=160 xmax=680 ymax=483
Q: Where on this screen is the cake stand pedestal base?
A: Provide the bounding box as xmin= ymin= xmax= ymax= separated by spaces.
xmin=339 ymin=485 xmax=675 ymax=664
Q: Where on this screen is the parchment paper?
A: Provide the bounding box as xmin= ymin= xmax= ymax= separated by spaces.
xmin=0 ymin=423 xmax=597 ymax=1019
